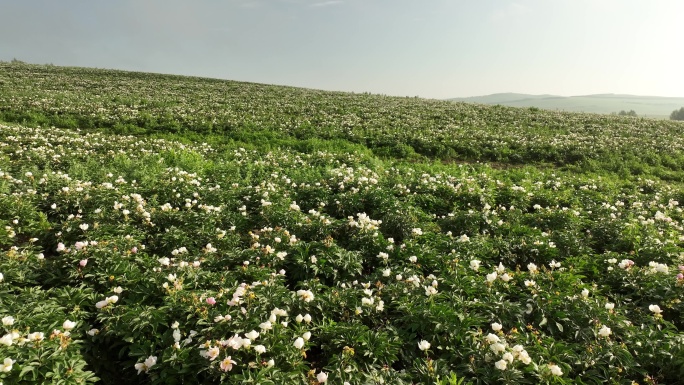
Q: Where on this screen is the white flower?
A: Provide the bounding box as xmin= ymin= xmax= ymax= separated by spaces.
xmin=490 ymin=342 xmax=506 ymax=353
xmin=496 ymin=263 xmax=506 ymax=274
xmin=241 ymin=338 xmax=251 ymax=349
xmin=417 ymin=340 xmax=431 ymax=351
xmin=271 ymin=307 xmax=288 ymax=317
xmin=225 ymin=334 xmax=244 ymax=350
xmin=0 ymin=357 xmax=15 ymax=373
xmin=1 ymin=316 xmax=14 ymax=326
xmin=502 ymin=352 xmax=514 ymax=363
xmin=302 ymin=331 xmax=312 ymax=341
xmin=303 ymin=314 xmax=312 ymax=323
xmin=382 ymin=268 xmax=391 ymax=277
xmin=296 ymin=289 xmax=315 ymax=302
xmin=294 ymin=337 xmax=305 ymax=349
xmin=113 ymin=286 xmax=123 ymax=294
xmin=605 ymin=303 xmax=614 ymax=310
xmin=317 ymin=371 xmax=328 ymax=383
xmin=134 ymin=355 xmax=157 ymax=374
xmin=245 ymin=330 xmax=259 ymax=340
xmin=424 ymin=286 xmax=438 ymax=296
xmin=0 ymin=334 xmax=13 ymax=346
xmin=204 ymin=346 xmax=220 ymax=361
xmin=470 ymin=259 xmax=481 ymax=271
xmin=491 ymin=322 xmax=502 ymax=331
xmin=295 ymin=314 xmax=304 ymax=323
xmin=409 ymin=255 xmax=417 ymax=263
xmin=649 ymin=304 xmax=662 ymax=314
xmin=158 ymin=257 xmax=170 ymax=266
xmin=79 ymin=223 xmax=89 ymax=231
xmin=495 ymin=359 xmax=507 ymax=370
xmin=485 ymin=333 xmax=500 ymax=343
xmin=63 ymin=320 xmax=77 ymax=330
xmin=549 ymin=364 xmax=563 ymax=376
xmin=581 ymin=288 xmax=589 ymax=298
xmin=500 ymin=273 xmax=512 ymax=282
xmin=259 ymin=321 xmax=273 ymax=331
xmin=144 ymin=356 xmax=157 ymax=368
xmin=527 ymin=263 xmax=538 ymax=273
xmin=519 ymin=350 xmax=532 ymax=364
xmin=486 ymin=272 xmax=497 ymax=282
xmin=254 ymin=344 xmax=266 ymax=354
xmin=524 ymin=279 xmax=536 ymax=287
xmin=598 ymin=325 xmax=611 ymax=337
xmin=27 ymin=332 xmax=45 ymax=342
xmin=171 ymin=321 xmax=180 ymax=329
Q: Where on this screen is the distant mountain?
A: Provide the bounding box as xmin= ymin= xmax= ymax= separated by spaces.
xmin=449 ymin=93 xmax=684 ymax=119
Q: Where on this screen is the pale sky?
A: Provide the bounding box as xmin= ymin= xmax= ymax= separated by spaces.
xmin=1 ymin=0 xmax=682 ymax=98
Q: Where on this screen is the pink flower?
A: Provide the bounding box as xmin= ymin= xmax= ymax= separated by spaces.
xmin=131 ymin=247 xmax=138 ymax=254
xmin=206 ymin=297 xmax=216 ymax=305
xmin=79 ymin=259 xmax=88 ymax=267
xmin=220 ymin=356 xmax=236 ymax=372
xmin=677 ymin=273 xmax=683 ymax=280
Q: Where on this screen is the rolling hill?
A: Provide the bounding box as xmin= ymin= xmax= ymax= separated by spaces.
xmin=450 ymin=93 xmax=684 ymax=118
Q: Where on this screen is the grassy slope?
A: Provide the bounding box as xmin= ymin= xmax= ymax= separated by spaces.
xmin=3 ymin=62 xmax=684 ymax=181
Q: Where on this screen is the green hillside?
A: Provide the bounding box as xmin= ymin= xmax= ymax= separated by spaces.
xmin=450 ymin=93 xmax=684 ymax=119
xmin=1 ymin=62 xmax=684 ymax=385
xmin=3 ymin=63 xmax=684 ymax=179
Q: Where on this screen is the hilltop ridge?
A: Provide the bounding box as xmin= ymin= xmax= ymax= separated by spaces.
xmin=449 ymin=92 xmax=684 ymax=118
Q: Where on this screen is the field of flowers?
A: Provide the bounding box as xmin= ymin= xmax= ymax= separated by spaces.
xmin=1 ymin=63 xmax=684 ymax=384
xmin=3 ymin=62 xmax=684 ymax=180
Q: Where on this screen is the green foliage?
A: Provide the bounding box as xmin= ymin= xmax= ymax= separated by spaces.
xmin=671 ymin=107 xmax=684 ymax=121
xmin=616 ymin=109 xmax=637 ymax=117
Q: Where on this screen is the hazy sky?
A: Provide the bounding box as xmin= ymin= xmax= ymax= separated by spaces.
xmin=1 ymin=0 xmax=682 ymax=98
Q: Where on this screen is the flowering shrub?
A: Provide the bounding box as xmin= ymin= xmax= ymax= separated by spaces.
xmin=0 ymin=63 xmax=684 ymax=384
